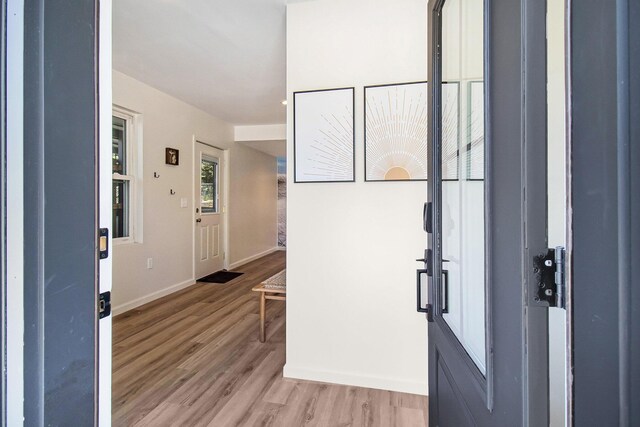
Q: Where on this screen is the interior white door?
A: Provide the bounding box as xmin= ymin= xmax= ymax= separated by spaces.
xmin=194 ymin=142 xmax=225 ymax=279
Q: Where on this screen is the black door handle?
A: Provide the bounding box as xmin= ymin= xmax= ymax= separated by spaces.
xmin=196 ymin=218 xmax=202 ymax=223
xmin=416 ymin=269 xmax=433 ymax=321
xmin=442 ymin=270 xmax=449 ymax=314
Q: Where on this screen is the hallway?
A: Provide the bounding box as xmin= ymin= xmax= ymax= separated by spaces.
xmin=112 ymin=251 xmax=428 ymax=426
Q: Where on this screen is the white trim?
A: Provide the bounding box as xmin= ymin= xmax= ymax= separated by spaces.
xmin=98 ymin=1 xmax=113 ymax=426
xmin=111 ymin=278 xmax=196 ymax=316
xmin=6 ymin=1 xmax=25 ymax=424
xmin=228 ymin=247 xmax=280 ymax=270
xmin=283 ymin=364 xmax=428 ymax=396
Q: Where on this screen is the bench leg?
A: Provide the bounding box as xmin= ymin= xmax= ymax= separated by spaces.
xmin=259 ymin=292 xmax=266 ymax=342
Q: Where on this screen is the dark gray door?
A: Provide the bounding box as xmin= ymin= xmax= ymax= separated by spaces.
xmin=570 ymin=0 xmax=639 ymax=424
xmin=23 ymin=0 xmax=99 ymax=425
xmin=424 ymin=0 xmax=549 ymax=425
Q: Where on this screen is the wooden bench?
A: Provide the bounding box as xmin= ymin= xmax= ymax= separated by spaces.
xmin=251 ymin=270 xmax=286 ymax=342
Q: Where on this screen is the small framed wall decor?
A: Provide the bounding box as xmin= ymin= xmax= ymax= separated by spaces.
xmin=293 ymin=87 xmax=355 ymax=183
xmin=165 ymin=147 xmax=179 ymax=166
xmin=364 ymin=81 xmax=428 ymax=181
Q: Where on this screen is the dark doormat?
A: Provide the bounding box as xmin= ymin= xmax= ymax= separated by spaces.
xmin=198 ymin=270 xmax=244 ymax=284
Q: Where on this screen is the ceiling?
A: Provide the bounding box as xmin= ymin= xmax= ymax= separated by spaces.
xmin=113 ymin=0 xmax=308 ymax=126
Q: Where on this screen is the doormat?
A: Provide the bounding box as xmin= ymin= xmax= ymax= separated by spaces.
xmin=198 ymin=270 xmax=244 ymax=284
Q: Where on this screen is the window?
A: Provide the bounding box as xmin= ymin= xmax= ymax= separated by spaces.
xmin=112 ymin=108 xmax=142 ymax=242
xmin=200 ymin=156 xmax=219 ymax=214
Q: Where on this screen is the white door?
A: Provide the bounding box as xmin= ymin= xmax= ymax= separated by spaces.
xmin=194 ymin=142 xmax=225 ymax=279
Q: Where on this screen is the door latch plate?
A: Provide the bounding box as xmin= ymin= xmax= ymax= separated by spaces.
xmin=99 ymin=292 xmax=111 ymax=319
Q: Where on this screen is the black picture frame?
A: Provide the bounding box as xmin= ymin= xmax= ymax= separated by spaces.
xmin=364 ymin=81 xmax=429 ymax=182
xmin=165 ymin=147 xmax=179 ymax=166
xmin=293 ymin=87 xmax=356 ymax=184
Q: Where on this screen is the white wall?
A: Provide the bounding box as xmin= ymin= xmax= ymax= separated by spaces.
xmin=285 ymin=0 xmax=428 ymax=395
xmin=228 ymin=143 xmax=279 ymax=267
xmin=112 ymin=71 xmax=277 ymax=314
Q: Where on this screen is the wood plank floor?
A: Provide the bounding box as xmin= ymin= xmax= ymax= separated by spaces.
xmin=113 ymin=251 xmax=428 ymax=426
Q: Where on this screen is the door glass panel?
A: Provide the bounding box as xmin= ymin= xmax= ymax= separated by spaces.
xmin=201 ymin=157 xmax=219 ymax=214
xmin=441 ymin=0 xmax=486 ymax=374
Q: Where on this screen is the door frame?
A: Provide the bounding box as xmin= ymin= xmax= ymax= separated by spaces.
xmin=426 ymin=0 xmax=549 ymax=424
xmin=569 ymin=0 xmax=639 ymax=424
xmin=192 ymin=137 xmax=230 ymax=278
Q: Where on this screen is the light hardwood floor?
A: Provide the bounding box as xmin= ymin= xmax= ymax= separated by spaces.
xmin=113 ymin=251 xmax=428 ymax=426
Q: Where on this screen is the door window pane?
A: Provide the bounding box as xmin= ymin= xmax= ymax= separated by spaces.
xmin=441 ymin=0 xmax=486 ymax=374
xmin=201 ymin=157 xmax=219 ymax=214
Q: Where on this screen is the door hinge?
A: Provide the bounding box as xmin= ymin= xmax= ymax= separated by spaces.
xmin=533 ymin=246 xmax=566 ymax=309
xmin=99 ymin=291 xmax=111 ymax=319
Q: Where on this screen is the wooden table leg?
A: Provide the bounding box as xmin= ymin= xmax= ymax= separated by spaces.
xmin=259 ymin=291 xmax=266 ymax=342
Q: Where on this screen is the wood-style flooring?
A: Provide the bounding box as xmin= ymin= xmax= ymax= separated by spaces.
xmin=113 ymin=251 xmax=428 ymax=426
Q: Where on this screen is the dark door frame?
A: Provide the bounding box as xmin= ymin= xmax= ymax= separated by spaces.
xmin=22 ymin=0 xmax=99 ymax=425
xmin=570 ymin=0 xmax=639 ymax=424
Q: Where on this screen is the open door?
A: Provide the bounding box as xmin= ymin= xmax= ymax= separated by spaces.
xmin=424 ymin=0 xmax=550 ymax=424
xmin=19 ymin=0 xmax=112 ymax=424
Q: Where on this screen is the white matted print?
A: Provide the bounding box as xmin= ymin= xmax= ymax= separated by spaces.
xmin=293 ymin=88 xmax=355 ymax=183
xmin=364 ymin=81 xmax=428 ymax=181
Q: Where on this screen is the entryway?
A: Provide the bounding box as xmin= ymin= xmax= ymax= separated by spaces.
xmin=194 ymin=141 xmax=228 ymax=280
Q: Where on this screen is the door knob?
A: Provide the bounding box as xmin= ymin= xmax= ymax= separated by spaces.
xmin=196 ymin=218 xmax=202 ymax=223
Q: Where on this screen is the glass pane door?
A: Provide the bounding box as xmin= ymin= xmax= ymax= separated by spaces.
xmin=441 ymin=0 xmax=486 ymax=374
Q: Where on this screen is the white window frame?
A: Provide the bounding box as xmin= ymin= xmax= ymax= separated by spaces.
xmin=112 ymin=106 xmax=143 ymax=244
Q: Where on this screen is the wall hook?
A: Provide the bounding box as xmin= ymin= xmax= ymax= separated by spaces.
xmin=170 ymin=189 xmax=176 ymax=195
xmin=154 ymin=172 xmax=160 ymax=178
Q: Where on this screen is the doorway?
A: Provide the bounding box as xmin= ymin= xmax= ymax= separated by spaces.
xmin=194 ymin=141 xmax=227 ymax=279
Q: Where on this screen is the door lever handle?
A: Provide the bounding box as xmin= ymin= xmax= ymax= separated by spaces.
xmin=196 ymin=218 xmax=202 ymax=223
xmin=416 ymin=258 xmax=428 ymax=263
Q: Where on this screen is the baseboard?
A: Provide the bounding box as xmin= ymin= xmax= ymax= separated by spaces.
xmin=112 ymin=278 xmax=196 ymax=316
xmin=282 ymin=364 xmax=428 ymax=396
xmin=228 ymin=247 xmax=280 ymax=270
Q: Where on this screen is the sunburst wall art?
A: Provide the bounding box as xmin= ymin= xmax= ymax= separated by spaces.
xmin=364 ymin=81 xmax=428 ymax=181
xmin=293 ymin=88 xmax=355 ymax=183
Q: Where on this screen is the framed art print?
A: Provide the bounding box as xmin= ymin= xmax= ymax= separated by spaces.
xmin=293 ymin=87 xmax=355 ymax=183
xmin=364 ymin=81 xmax=428 ymax=181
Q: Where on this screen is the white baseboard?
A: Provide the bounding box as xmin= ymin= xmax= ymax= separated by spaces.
xmin=282 ymin=364 xmax=428 ymax=396
xmin=228 ymin=247 xmax=281 ymax=270
xmin=112 ymin=278 xmax=196 ymax=316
